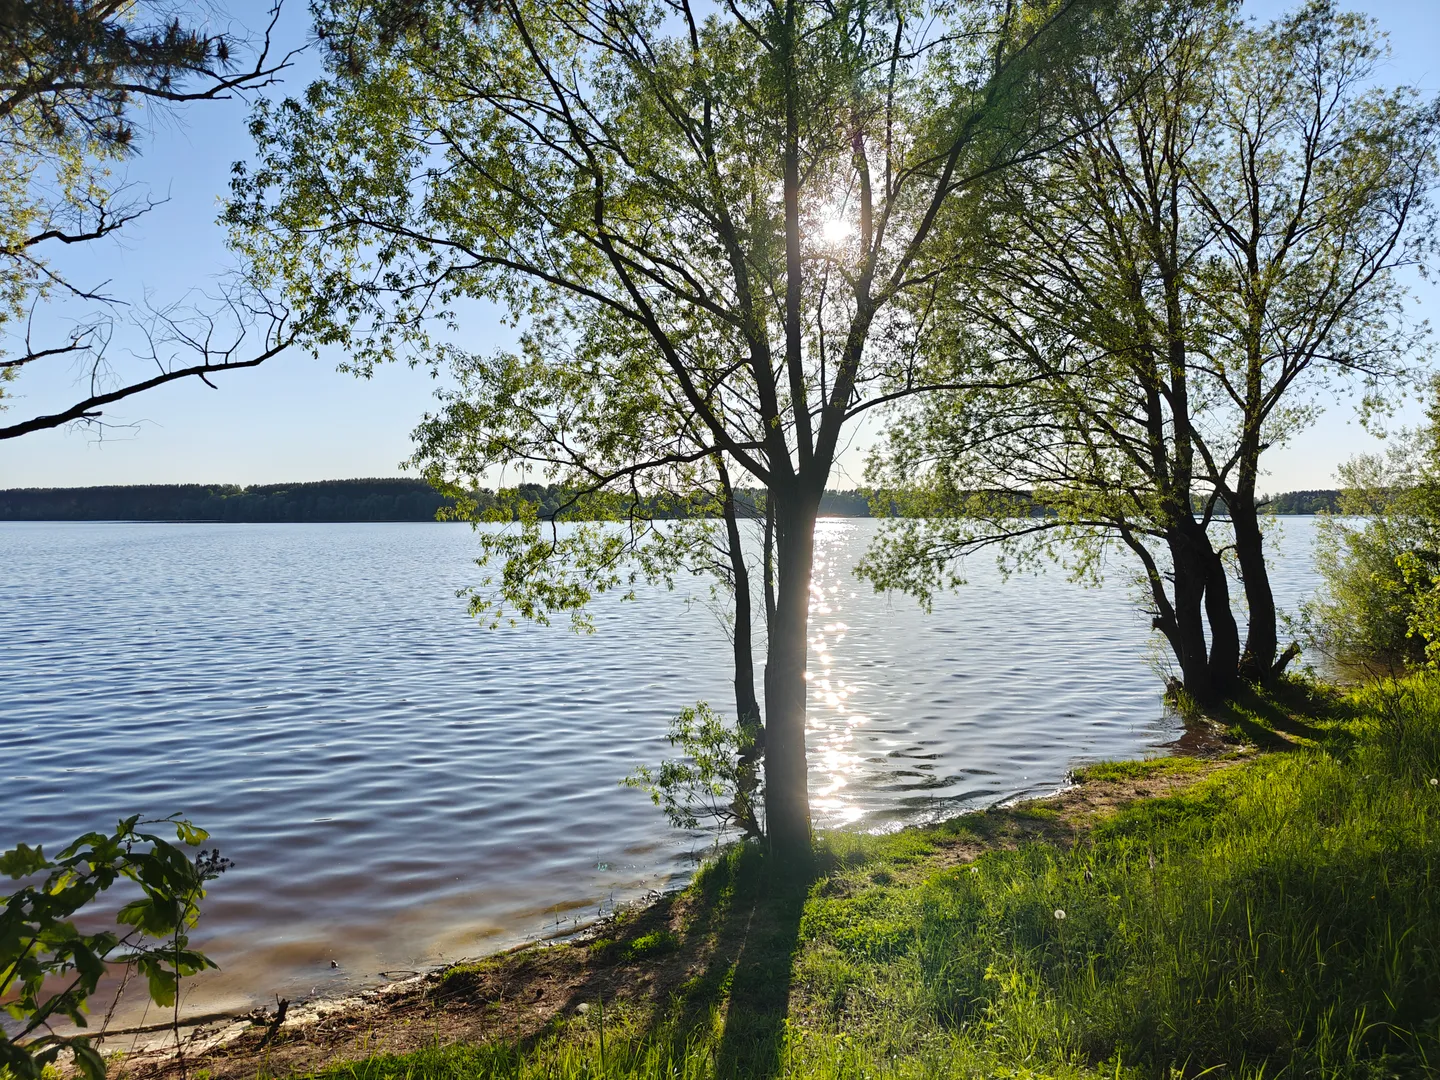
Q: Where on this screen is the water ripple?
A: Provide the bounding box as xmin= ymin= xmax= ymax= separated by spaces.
xmin=0 ymin=518 xmax=1322 ymax=1017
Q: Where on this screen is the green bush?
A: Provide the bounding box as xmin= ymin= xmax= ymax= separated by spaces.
xmin=624 ymin=702 xmax=761 ymax=837
xmin=1303 ymin=398 xmax=1440 ymax=671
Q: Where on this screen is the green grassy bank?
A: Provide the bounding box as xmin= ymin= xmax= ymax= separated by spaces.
xmin=293 ymin=678 xmax=1440 ymax=1079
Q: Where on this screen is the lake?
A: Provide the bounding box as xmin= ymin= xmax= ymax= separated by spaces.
xmin=0 ymin=517 xmax=1324 ymax=1020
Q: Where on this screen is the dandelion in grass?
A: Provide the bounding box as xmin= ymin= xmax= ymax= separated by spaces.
xmin=1430 ymin=778 xmax=1438 ymax=786
xmin=1054 ymin=909 xmax=1066 ymax=921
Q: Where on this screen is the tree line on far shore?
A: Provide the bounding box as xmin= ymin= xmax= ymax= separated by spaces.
xmin=0 ymin=481 xmax=1343 ymax=523
xmin=0 ymin=480 xmax=870 ymax=522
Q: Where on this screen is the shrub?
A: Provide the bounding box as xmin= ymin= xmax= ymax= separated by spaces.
xmin=624 ymin=702 xmax=762 ymax=837
xmin=1 ymin=817 xmax=229 ymax=1080
xmin=1302 ymin=394 xmax=1440 ymax=671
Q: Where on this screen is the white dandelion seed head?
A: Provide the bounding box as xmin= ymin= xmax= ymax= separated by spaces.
xmin=1054 ymin=908 xmax=1066 ymax=921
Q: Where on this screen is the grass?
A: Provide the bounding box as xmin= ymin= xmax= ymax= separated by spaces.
xmin=294 ymin=676 xmax=1440 ymax=1080
xmin=1068 ymin=756 xmax=1212 ymax=784
xmin=588 ymin=931 xmax=682 ymax=964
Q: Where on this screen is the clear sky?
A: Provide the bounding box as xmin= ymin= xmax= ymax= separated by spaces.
xmin=0 ymin=0 xmax=1437 ymax=492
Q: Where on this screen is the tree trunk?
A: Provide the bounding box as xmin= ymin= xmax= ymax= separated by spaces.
xmin=1201 ymin=543 xmax=1241 ymax=696
xmin=762 ymin=487 xmax=817 ymax=865
xmin=1167 ymin=531 xmax=1216 ymax=701
xmin=719 ymin=467 xmax=763 ymax=839
xmin=1166 ymin=521 xmax=1241 ymax=703
xmin=720 ymin=468 xmax=762 ymax=737
xmin=1229 ymin=487 xmax=1278 ymax=681
xmin=763 ymin=494 xmax=777 ymax=628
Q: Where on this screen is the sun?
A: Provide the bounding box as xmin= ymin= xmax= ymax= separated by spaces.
xmin=820 ymin=218 xmax=853 ymax=244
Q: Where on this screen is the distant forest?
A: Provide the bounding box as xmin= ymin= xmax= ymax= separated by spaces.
xmin=0 ymin=480 xmax=1338 ymax=523
xmin=0 ymin=479 xmax=873 ymax=522
xmin=1260 ymin=490 xmax=1342 ymax=515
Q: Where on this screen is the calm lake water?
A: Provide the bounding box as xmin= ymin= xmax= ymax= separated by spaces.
xmin=1 ymin=517 xmax=1324 ymax=1019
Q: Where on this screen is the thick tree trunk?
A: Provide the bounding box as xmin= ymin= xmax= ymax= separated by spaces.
xmin=1229 ymin=488 xmax=1278 ymax=681
xmin=1165 ymin=522 xmax=1241 ymax=703
xmin=1234 ymin=285 xmax=1279 ymax=682
xmin=762 ymin=489 xmax=817 ymax=865
xmin=1201 ymin=543 xmax=1241 ymax=696
xmin=1167 ymin=532 xmax=1216 ymax=701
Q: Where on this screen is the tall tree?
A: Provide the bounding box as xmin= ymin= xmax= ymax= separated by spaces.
xmin=860 ymin=0 xmax=1437 ymax=699
xmin=0 ymin=0 xmax=300 ymax=440
xmin=228 ymin=0 xmax=1115 ymax=857
xmin=1186 ymin=0 xmax=1438 ymax=680
xmin=861 ymin=0 xmax=1245 ymax=700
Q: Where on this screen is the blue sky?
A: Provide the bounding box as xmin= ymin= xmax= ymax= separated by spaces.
xmin=0 ymin=0 xmax=1437 ymax=491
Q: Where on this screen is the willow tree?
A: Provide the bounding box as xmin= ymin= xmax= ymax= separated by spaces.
xmin=861 ymin=0 xmax=1247 ymax=700
xmin=861 ymin=0 xmax=1438 ymax=700
xmin=228 ymin=0 xmax=1115 ymax=856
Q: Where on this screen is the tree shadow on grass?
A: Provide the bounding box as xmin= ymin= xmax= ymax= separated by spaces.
xmin=468 ymin=841 xmax=813 ymax=1078
xmin=629 ymin=842 xmax=812 ymax=1079
xmin=1211 ymin=678 xmax=1357 ymax=752
xmin=713 ymin=858 xmax=809 ymax=1078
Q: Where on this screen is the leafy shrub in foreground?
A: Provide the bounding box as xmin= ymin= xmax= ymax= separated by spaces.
xmin=1 ymin=817 xmax=229 ymax=1080
xmin=625 ymin=702 xmax=762 ymax=838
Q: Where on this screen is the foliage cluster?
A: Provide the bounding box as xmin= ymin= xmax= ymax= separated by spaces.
xmin=860 ymin=0 xmax=1440 ymax=699
xmin=0 ymin=817 xmax=228 ymax=1080
xmin=1305 ymin=389 xmax=1440 ymax=669
xmin=624 ymin=703 xmax=762 ymax=839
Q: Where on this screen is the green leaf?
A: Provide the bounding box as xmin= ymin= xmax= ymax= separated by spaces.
xmin=116 ymin=897 xmax=174 ymax=935
xmin=70 ymin=1039 xmax=108 ymax=1080
xmin=140 ymin=958 xmax=179 ymax=1007
xmin=0 ymin=845 xmax=48 ymax=879
xmin=174 ymin=821 xmax=209 ymax=847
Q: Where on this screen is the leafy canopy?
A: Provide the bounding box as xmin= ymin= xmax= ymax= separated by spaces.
xmin=228 ymin=0 xmax=1121 ymax=626
xmin=860 ymin=0 xmax=1439 ymax=616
